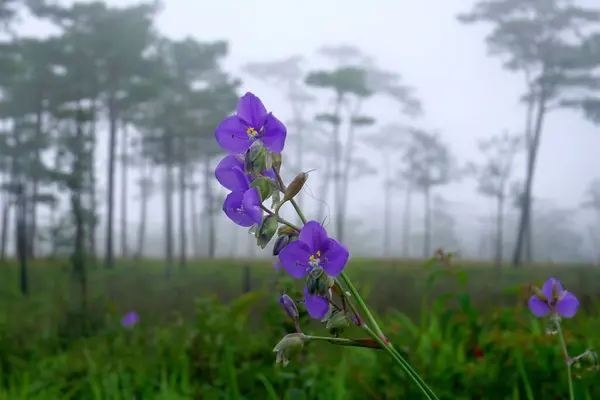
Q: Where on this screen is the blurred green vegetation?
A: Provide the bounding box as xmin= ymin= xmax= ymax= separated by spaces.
xmin=0 ymin=258 xmax=599 ymax=399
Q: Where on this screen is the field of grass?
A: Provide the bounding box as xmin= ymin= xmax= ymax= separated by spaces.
xmin=0 ymin=257 xmax=599 ymax=399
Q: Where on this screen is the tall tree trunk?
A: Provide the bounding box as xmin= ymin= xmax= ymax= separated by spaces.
xmin=0 ymin=185 xmax=10 ymax=262
xmin=338 ymin=101 xmax=363 ymax=244
xmin=494 ymin=195 xmax=505 ymax=269
xmin=71 ymin=102 xmax=87 ymax=330
xmin=203 ymin=156 xmax=215 ymax=258
xmin=331 ymin=95 xmax=344 ymax=240
xmin=164 ymin=161 xmax=174 ymax=278
xmin=120 ymin=122 xmax=128 ymax=258
xmin=401 ymin=183 xmax=412 ymax=258
xmin=136 ymin=163 xmax=151 ymax=259
xmin=16 ymin=182 xmax=28 ymax=295
xmin=513 ymin=89 xmax=547 ymax=267
xmin=104 ymin=100 xmax=118 ymax=269
xmin=423 ymin=186 xmax=431 ymax=258
xmin=87 ymin=101 xmax=98 ymax=267
xmin=317 ymin=140 xmax=333 ymax=223
xmin=189 ymin=179 xmax=199 ymax=258
xmin=383 ymin=151 xmax=391 ymax=258
xmin=291 ymin=100 xmax=305 ymax=211
xmin=178 ymin=163 xmax=187 ymax=268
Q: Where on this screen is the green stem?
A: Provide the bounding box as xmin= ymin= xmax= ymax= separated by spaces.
xmin=279 ymin=173 xmax=438 ymax=399
xmin=305 ymin=335 xmax=381 ymax=349
xmin=339 ymin=271 xmax=387 ymax=342
xmin=555 ymin=318 xmax=575 ymax=400
xmin=363 ymin=325 xmax=437 ymax=400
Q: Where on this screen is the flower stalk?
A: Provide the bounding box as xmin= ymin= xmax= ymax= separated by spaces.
xmin=555 ymin=318 xmax=575 ymax=400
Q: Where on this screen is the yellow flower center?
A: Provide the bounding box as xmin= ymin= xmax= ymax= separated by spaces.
xmin=247 ymin=127 xmax=258 ymax=136
xmin=309 ymin=250 xmax=321 ymax=263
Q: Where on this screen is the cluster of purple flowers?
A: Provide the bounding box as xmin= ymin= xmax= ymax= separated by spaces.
xmin=214 ymin=92 xmax=349 ymax=319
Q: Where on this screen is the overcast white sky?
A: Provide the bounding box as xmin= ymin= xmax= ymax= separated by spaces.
xmin=19 ymin=0 xmax=600 ymax=257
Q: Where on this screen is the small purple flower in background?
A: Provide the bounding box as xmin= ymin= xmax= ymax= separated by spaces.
xmin=215 ymin=92 xmax=287 ymax=154
xmin=215 ymin=154 xmax=275 ymax=192
xmin=122 ymin=311 xmax=139 ymax=328
xmin=222 ymin=188 xmax=262 ymax=227
xmin=272 ymin=259 xmax=282 ymax=271
xmin=279 ymin=220 xmax=349 ymax=318
xmin=528 ymin=277 xmax=579 ymax=318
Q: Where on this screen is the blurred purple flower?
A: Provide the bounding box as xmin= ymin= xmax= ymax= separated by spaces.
xmin=215 ymin=154 xmax=276 ymax=192
xmin=215 ymin=92 xmax=287 ymax=154
xmin=122 ymin=311 xmax=139 ymax=328
xmin=278 ymin=220 xmax=349 ymax=318
xmin=222 ymin=188 xmax=262 ymax=227
xmin=528 ymin=277 xmax=579 ymax=318
xmin=273 ymin=259 xmax=282 ymax=271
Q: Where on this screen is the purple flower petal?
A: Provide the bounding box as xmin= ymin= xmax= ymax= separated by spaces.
xmin=542 ymin=277 xmax=563 ymax=300
xmin=215 ymin=115 xmax=252 ymax=154
xmin=279 ymin=240 xmax=312 ymax=279
xmin=321 ymin=238 xmax=349 ymax=277
xmin=260 ymin=113 xmax=287 ymax=153
xmin=215 ymin=155 xmax=249 ymax=191
xmin=262 ymin=168 xmax=276 ymax=181
xmin=122 ymin=311 xmax=139 ymax=327
xmin=556 ymin=291 xmax=579 ymax=318
xmin=242 ymin=188 xmax=262 ymax=225
xmin=303 ymin=286 xmax=329 ymax=319
xmin=298 ymin=220 xmax=328 ymax=254
xmin=273 ymin=259 xmax=282 ymax=271
xmin=237 ymin=92 xmax=267 ymax=128
xmin=528 ymin=296 xmax=550 ymax=317
xmin=223 ymin=191 xmax=255 ymax=227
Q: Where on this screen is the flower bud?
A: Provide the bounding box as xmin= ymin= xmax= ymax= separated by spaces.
xmin=271 ymin=152 xmax=282 ymax=172
xmin=272 ymin=234 xmax=290 ymax=256
xmin=279 ymin=293 xmax=299 ymax=321
xmin=256 ymin=215 xmax=278 ymax=249
xmin=278 ymin=225 xmax=298 ymax=237
xmin=326 ymin=310 xmax=351 ymax=331
xmin=282 ymin=172 xmax=308 ymax=203
xmin=250 ymin=176 xmax=276 ymax=202
xmin=306 ymin=267 xmax=328 ymax=297
xmin=245 ymin=141 xmax=267 ymax=176
xmin=528 ymin=284 xmax=548 ymax=302
xmin=273 ymin=333 xmax=307 ymax=367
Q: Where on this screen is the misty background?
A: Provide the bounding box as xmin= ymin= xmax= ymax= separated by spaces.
xmin=4 ymin=0 xmax=600 ymax=265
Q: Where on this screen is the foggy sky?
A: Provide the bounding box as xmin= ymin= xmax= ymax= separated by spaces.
xmin=17 ymin=0 xmax=600 ymax=258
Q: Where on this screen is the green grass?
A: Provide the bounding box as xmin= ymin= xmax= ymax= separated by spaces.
xmin=0 ymin=258 xmax=599 ymax=399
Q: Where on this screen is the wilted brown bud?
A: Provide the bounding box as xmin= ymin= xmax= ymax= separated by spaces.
xmin=277 ymin=225 xmax=298 ymax=236
xmin=282 ymin=172 xmax=308 ymax=203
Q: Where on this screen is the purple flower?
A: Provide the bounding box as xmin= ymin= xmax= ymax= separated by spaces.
xmin=222 ymin=188 xmax=262 ymax=227
xmin=215 ymin=92 xmax=287 ymax=154
xmin=122 ymin=311 xmax=139 ymax=328
xmin=278 ymin=221 xmax=349 ymax=318
xmin=528 ymin=277 xmax=579 ymax=318
xmin=215 ymin=154 xmax=276 ymax=192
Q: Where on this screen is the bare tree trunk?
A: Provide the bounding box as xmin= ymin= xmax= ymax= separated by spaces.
xmin=331 ymin=95 xmax=344 ymax=240
xmin=513 ymin=89 xmax=547 ymax=267
xmin=135 ymin=164 xmax=151 ymax=259
xmin=338 ymin=102 xmax=362 ymax=242
xmin=317 ymin=143 xmax=333 ymax=223
xmin=120 ymin=123 xmax=129 ymax=258
xmin=178 ymin=163 xmax=187 ymax=268
xmin=0 ymin=190 xmax=10 ymax=262
xmin=164 ymin=162 xmax=174 ymax=278
xmin=189 ymin=178 xmax=199 ymax=259
xmin=203 ymin=156 xmax=215 ymax=258
xmin=104 ymin=100 xmax=118 ymax=269
xmin=383 ymin=152 xmax=391 ymax=258
xmin=494 ymin=195 xmax=505 ymax=269
xmin=423 ymin=186 xmax=431 ymax=258
xmin=87 ymin=101 xmax=98 ymax=267
xmin=401 ymin=183 xmax=412 ymax=258
xmin=16 ymin=182 xmax=28 ymax=295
